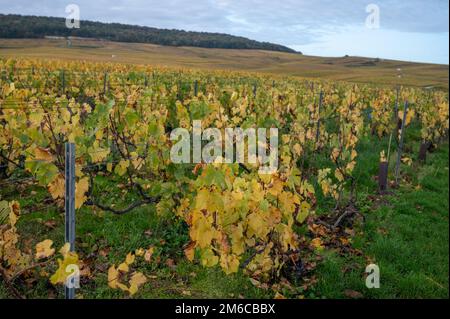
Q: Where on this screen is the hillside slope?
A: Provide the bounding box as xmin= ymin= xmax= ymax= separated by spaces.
xmin=0 ymin=14 xmax=297 ymax=53
xmin=0 ymin=38 xmax=448 ymax=90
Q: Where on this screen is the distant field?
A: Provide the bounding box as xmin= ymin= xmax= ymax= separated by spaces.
xmin=0 ymin=38 xmax=448 ymax=90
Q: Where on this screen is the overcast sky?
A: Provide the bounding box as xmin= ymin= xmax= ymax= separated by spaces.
xmin=1 ymin=0 xmax=448 ymax=64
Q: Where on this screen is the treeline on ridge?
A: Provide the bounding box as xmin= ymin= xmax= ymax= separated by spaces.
xmin=0 ymin=14 xmax=300 ymax=54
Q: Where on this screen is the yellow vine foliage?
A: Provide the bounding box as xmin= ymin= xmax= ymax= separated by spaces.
xmin=0 ymin=57 xmax=448 ymax=288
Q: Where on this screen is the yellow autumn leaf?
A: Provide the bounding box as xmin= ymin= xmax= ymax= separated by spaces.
xmin=335 ymin=169 xmax=344 ymax=182
xmin=95 ymin=129 xmax=103 ymax=140
xmin=296 ymin=201 xmax=310 ymax=224
xmin=321 ymin=180 xmax=330 ymax=195
xmin=144 ymin=247 xmax=154 ymax=262
xmin=116 ymin=282 xmax=130 ymax=292
xmin=247 ymin=213 xmax=269 ymax=239
xmin=117 ymin=262 xmax=129 ymax=273
xmin=128 ymin=272 xmax=147 ymax=296
xmin=50 ymin=252 xmax=79 ymax=285
xmin=331 ymin=148 xmax=340 ymax=161
xmin=125 ymin=253 xmax=135 ymax=265
xmin=274 ymin=292 xmax=286 ymax=299
xmin=311 ymin=238 xmax=324 ymax=251
xmin=115 ymin=160 xmax=129 ymax=176
xmin=61 ymin=108 xmax=71 ymax=123
xmin=29 ymin=113 xmax=44 ymax=126
xmin=346 ymin=161 xmax=356 ymax=173
xmin=200 ymin=248 xmax=219 ymax=267
xmin=220 ymin=254 xmax=240 ymax=275
xmin=59 ymin=243 xmax=71 ymax=256
xmin=34 ymin=147 xmax=53 ymax=162
xmin=190 ymin=210 xmax=214 ymax=248
xmin=230 ymin=224 xmax=245 ymax=255
xmin=75 ymin=177 xmax=89 ymax=209
xmin=75 ymin=164 xmax=83 ymax=178
xmin=108 ymin=265 xmax=119 ymax=289
xmin=293 ymin=143 xmax=302 ymax=156
xmin=35 ymin=239 xmax=55 ymax=259
xmin=184 ymin=243 xmax=195 ymax=262
xmin=48 ymin=174 xmax=65 ymax=199
xmin=8 ymin=200 xmax=20 ymax=227
xmin=267 ymin=177 xmax=283 ymax=196
xmin=89 ymin=147 xmax=110 ymax=163
xmin=258 ymin=174 xmax=272 ymax=184
xmin=279 ymin=191 xmax=299 ymax=215
xmin=195 ymin=188 xmax=224 ymax=213
xmin=401 ymin=157 xmax=413 ymax=166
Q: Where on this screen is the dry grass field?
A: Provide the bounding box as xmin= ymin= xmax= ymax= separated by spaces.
xmin=0 ymin=38 xmax=448 ymax=89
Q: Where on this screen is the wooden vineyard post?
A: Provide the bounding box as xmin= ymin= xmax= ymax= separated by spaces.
xmin=253 ymin=84 xmax=257 ymax=98
xmin=394 ymin=87 xmax=399 ymax=121
xmin=144 ymin=74 xmax=148 ymax=87
xmin=395 ymin=101 xmax=408 ymax=184
xmin=378 ymin=161 xmax=389 ymax=193
xmin=194 ymin=80 xmax=198 ymax=97
xmin=394 ymin=87 xmax=402 ymax=130
xmin=61 ymin=70 xmax=65 ymax=95
xmin=387 ymin=88 xmax=400 ymax=164
xmin=10 ymin=64 xmax=15 ymax=82
xmin=177 ymin=80 xmax=182 ymax=101
xmin=315 ymin=91 xmax=323 ymax=146
xmin=65 ymin=143 xmax=76 ymax=299
xmin=103 ymin=72 xmax=108 ymax=95
xmin=418 ymin=141 xmax=431 ymax=163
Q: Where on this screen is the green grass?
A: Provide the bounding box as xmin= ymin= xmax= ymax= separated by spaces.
xmin=312 ymin=141 xmax=449 ymax=298
xmin=1 ymin=180 xmax=272 ymax=299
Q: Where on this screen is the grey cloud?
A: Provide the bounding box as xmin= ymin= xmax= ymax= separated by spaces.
xmin=0 ymin=0 xmax=448 ymax=52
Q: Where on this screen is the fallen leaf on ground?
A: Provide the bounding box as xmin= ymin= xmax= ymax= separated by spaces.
xmin=344 ymin=289 xmax=364 ymax=299
xmin=144 ymin=246 xmax=155 ymax=262
xmin=274 ymin=292 xmax=286 ymax=299
xmin=35 ymin=239 xmax=55 ymax=259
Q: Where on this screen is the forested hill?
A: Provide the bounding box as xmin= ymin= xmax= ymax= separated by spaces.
xmin=0 ymin=14 xmax=299 ymax=53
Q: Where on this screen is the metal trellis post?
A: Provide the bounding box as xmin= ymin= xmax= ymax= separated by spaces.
xmin=65 ymin=143 xmax=76 ymax=299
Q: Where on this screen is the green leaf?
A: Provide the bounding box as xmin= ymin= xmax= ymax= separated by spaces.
xmin=196 ymin=166 xmax=227 ymax=189
xmin=259 ymin=199 xmax=269 ymax=212
xmin=26 ymin=161 xmax=59 ymax=185
xmin=125 ymin=110 xmax=139 ymax=127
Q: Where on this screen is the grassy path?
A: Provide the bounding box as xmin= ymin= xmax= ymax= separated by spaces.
xmin=314 ymin=142 xmax=449 ymax=298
